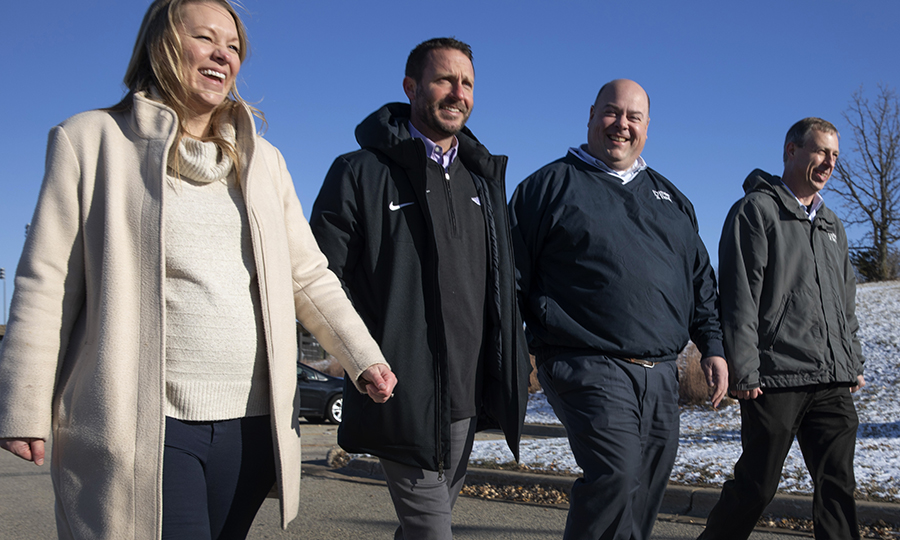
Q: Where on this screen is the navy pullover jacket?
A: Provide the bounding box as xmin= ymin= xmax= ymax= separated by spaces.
xmin=509 ymin=153 xmax=724 ymax=364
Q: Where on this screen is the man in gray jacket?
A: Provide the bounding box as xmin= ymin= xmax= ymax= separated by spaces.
xmin=699 ymin=117 xmax=865 ymax=540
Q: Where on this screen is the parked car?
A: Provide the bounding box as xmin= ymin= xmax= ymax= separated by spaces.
xmin=297 ymin=363 xmax=343 ymax=424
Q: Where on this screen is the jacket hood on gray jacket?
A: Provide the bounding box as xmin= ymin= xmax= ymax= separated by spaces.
xmin=742 ymin=168 xmax=778 ymax=194
xmin=742 ymin=168 xmax=810 ymax=222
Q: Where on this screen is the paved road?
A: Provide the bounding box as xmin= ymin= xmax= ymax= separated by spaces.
xmin=0 ymin=422 xmax=803 ymax=539
xmin=248 ymin=463 xmax=802 ymax=539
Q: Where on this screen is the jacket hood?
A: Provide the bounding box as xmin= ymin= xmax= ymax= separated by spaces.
xmin=354 ymin=102 xmax=504 ymax=180
xmin=355 ymin=102 xmax=482 ymax=151
xmin=355 ymin=102 xmax=411 ymax=151
xmin=742 ymin=168 xmax=780 ymax=195
xmin=742 ymin=168 xmax=809 ymax=221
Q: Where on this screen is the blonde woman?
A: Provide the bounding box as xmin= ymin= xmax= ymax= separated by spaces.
xmin=0 ymin=1 xmax=396 ymax=539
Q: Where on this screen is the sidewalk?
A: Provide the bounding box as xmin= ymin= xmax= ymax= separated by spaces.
xmin=1 ymin=422 xmax=894 ymax=539
xmin=250 ymin=462 xmax=805 ymax=540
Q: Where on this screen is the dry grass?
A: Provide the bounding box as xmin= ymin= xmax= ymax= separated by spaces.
xmin=676 ymin=342 xmax=735 ymax=407
xmin=461 ymin=482 xmax=569 ymax=505
xmin=677 ymin=343 xmax=709 ymax=405
xmin=527 ymin=354 xmax=541 ymax=393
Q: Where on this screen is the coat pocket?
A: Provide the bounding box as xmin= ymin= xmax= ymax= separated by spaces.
xmin=760 ymin=294 xmax=791 ymax=351
xmin=760 ymin=291 xmax=825 ymax=375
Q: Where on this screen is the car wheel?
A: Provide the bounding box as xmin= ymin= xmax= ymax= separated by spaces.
xmin=325 ymin=394 xmax=342 ymax=424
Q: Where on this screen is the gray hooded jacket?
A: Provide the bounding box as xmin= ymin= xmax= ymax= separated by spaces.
xmin=718 ymin=169 xmax=863 ymax=391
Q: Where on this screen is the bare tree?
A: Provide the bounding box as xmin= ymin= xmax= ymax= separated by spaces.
xmin=828 ymin=84 xmax=900 ymax=281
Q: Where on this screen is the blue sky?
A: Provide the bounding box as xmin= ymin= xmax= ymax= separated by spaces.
xmin=1 ymin=0 xmax=899 ymax=320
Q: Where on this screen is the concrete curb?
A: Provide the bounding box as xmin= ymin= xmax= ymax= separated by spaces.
xmin=343 ymin=457 xmax=900 ymax=526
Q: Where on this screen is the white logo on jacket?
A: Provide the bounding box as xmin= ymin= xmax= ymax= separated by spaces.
xmin=652 ymin=190 xmax=672 ymax=202
xmin=389 ymin=201 xmax=414 ymax=211
xmin=828 ymin=232 xmax=838 ymax=243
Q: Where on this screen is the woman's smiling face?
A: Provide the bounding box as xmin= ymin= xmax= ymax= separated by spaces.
xmin=177 ymin=2 xmax=241 ymax=123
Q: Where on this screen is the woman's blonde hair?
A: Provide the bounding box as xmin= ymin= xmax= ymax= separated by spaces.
xmin=113 ymin=0 xmax=264 ymax=181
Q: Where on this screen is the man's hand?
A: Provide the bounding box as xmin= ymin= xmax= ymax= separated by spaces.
xmin=0 ymin=438 xmax=45 ymax=466
xmin=700 ymin=355 xmax=729 ymax=408
xmin=359 ymin=364 xmax=397 ymax=403
xmin=851 ymin=375 xmax=866 ymax=393
xmin=731 ymin=387 xmax=764 ymax=400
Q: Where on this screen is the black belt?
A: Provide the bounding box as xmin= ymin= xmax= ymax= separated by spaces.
xmin=617 ymin=356 xmax=659 ymax=368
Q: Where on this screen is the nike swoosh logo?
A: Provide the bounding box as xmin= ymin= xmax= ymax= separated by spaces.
xmin=389 ymin=201 xmax=414 ymax=211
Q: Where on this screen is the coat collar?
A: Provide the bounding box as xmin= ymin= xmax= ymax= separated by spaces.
xmin=127 ymin=91 xmax=258 ymax=179
xmin=128 ymin=91 xmax=178 ymax=140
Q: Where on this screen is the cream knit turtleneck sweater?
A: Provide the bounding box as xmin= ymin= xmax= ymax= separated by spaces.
xmin=164 ymin=127 xmax=270 ymax=421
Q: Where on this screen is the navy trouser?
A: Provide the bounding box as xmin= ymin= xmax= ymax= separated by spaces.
xmin=379 ymin=417 xmax=477 ymax=540
xmin=162 ymin=415 xmax=276 ymax=540
xmin=538 ymin=352 xmax=679 ymax=540
xmin=699 ymin=385 xmax=859 ymax=540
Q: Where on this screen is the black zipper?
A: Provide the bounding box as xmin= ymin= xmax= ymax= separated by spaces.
xmin=443 ymin=170 xmax=459 ymax=238
xmin=432 ymin=169 xmax=446 ymax=480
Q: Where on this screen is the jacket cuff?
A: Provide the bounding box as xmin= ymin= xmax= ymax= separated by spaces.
xmin=698 ymin=339 xmax=725 ymax=360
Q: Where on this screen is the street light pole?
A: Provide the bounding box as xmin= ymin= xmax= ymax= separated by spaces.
xmin=1 ymin=267 xmax=6 ymax=325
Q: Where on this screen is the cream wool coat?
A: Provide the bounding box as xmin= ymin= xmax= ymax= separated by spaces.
xmin=0 ymin=92 xmax=387 ymax=539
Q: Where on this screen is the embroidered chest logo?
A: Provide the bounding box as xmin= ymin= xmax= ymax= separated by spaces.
xmin=389 ymin=201 xmax=414 ymax=211
xmin=827 ymin=232 xmax=838 ymax=243
xmin=652 ymin=190 xmax=672 ymax=202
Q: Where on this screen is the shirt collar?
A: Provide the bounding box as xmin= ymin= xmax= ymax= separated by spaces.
xmin=780 ymin=180 xmax=824 ymax=221
xmin=409 ymin=122 xmax=458 ymax=169
xmin=569 ymin=145 xmax=647 ymax=184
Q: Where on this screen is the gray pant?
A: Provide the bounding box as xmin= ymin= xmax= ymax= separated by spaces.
xmin=379 ymin=417 xmax=477 ymax=540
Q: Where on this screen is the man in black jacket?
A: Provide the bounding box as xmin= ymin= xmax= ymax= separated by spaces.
xmin=310 ymin=38 xmax=529 ymax=540
xmin=509 ymin=79 xmax=728 ymax=540
xmin=698 ymin=118 xmax=865 ymax=540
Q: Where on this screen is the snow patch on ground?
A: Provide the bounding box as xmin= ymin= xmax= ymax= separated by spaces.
xmin=469 ymin=282 xmax=900 ymax=502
